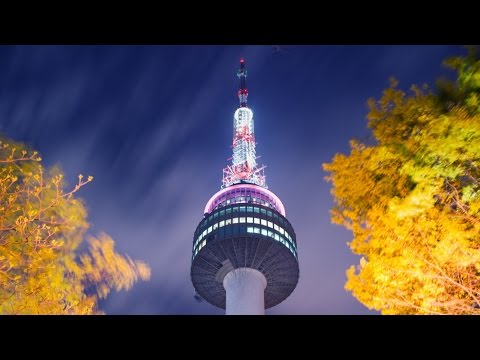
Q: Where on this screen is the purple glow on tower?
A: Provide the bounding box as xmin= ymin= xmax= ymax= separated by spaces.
xmin=204 ymin=183 xmax=286 ymax=216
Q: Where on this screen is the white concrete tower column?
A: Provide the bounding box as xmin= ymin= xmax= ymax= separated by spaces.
xmin=223 ymin=267 xmax=267 ymax=315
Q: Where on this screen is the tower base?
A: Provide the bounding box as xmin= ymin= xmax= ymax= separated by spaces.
xmin=223 ymin=267 xmax=267 ymax=315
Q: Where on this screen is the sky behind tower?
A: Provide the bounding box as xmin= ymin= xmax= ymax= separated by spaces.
xmin=0 ymin=45 xmax=463 ymax=314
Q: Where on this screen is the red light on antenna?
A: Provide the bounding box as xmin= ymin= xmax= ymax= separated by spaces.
xmin=240 ymin=58 xmax=244 ymax=63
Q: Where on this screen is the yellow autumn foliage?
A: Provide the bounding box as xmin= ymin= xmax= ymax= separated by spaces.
xmin=324 ymin=47 xmax=480 ymax=314
xmin=0 ymin=136 xmax=151 ymax=314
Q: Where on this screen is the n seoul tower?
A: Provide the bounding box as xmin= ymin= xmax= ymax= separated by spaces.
xmin=190 ymin=59 xmax=299 ymax=315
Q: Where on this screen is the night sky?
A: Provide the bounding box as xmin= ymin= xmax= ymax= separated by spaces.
xmin=0 ymin=45 xmax=464 ymax=314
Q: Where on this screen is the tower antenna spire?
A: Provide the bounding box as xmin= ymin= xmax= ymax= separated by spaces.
xmin=222 ymin=59 xmax=266 ymax=188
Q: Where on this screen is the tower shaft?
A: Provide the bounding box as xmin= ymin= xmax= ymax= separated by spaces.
xmin=223 ymin=268 xmax=267 ymax=315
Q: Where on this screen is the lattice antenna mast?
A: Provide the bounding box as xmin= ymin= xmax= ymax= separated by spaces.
xmin=222 ymin=59 xmax=266 ymax=188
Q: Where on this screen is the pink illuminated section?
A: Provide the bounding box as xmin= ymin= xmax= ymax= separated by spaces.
xmin=204 ymin=183 xmax=286 ymax=216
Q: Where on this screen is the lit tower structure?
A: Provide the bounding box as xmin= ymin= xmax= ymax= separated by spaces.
xmin=191 ymin=59 xmax=299 ymax=315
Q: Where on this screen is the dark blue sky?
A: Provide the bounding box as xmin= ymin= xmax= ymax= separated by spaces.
xmin=0 ymin=45 xmax=463 ymax=314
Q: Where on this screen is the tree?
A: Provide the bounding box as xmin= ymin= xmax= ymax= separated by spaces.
xmin=323 ymin=47 xmax=480 ymax=314
xmin=0 ymin=135 xmax=150 ymax=314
